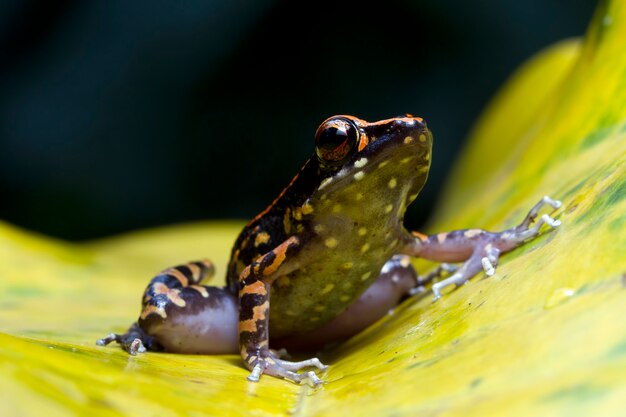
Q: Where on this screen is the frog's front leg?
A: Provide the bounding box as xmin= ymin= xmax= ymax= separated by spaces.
xmin=403 ymin=196 xmax=562 ymax=300
xmin=238 ymin=236 xmax=328 ymax=385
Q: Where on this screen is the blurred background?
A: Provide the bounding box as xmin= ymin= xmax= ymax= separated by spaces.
xmin=0 ymin=0 xmax=595 ymax=241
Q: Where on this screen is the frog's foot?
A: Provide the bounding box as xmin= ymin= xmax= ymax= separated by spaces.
xmin=429 ymin=196 xmax=562 ymax=301
xmin=431 ymin=248 xmax=499 ymax=301
xmin=96 ymin=322 xmax=160 ymax=355
xmin=247 ymin=352 xmax=328 ymax=386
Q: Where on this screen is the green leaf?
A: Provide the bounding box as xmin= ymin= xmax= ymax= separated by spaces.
xmin=2 ymin=1 xmax=626 ymax=415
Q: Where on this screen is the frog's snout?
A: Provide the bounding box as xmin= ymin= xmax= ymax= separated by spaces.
xmin=392 ymin=115 xmax=428 ymax=130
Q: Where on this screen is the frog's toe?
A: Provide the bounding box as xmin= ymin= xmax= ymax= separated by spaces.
xmin=247 ymin=355 xmax=328 ymax=385
xmin=96 ymin=322 xmax=158 ymax=354
xmin=274 ymin=357 xmax=328 ymax=372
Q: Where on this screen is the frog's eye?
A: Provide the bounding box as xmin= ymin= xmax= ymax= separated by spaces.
xmin=315 ymin=118 xmax=359 ymax=166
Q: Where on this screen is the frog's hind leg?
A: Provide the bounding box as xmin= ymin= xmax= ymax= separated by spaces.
xmin=97 ymin=260 xmax=240 ymax=355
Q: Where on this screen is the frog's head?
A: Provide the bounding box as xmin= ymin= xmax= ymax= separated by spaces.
xmin=305 ymin=115 xmax=431 ymax=230
xmin=312 ymin=115 xmax=431 ymax=211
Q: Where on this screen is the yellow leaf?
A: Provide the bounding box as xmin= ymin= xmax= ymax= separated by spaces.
xmin=2 ymin=1 xmax=626 ymax=415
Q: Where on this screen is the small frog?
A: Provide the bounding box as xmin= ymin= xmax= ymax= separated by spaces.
xmin=98 ymin=115 xmax=561 ymax=385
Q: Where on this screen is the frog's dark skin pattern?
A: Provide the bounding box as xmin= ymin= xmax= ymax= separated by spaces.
xmin=98 ymin=115 xmax=561 ymax=385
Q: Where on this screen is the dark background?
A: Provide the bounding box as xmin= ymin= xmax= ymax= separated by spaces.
xmin=0 ymin=0 xmax=595 ymax=241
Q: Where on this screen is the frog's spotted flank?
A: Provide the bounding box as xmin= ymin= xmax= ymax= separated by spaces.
xmin=404 ymin=136 xmax=414 ymax=144
xmin=388 ymin=178 xmax=397 ymax=189
xmin=354 ymin=157 xmax=368 ymax=168
xmin=354 ymin=171 xmax=365 ymax=181
xmin=301 ymin=203 xmax=314 ymax=215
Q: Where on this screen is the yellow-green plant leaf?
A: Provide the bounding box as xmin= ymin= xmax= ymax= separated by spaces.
xmin=2 ymin=1 xmax=626 ymax=415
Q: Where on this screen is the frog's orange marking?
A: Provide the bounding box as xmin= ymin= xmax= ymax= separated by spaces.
xmin=357 ymin=134 xmax=369 ymax=151
xmin=263 ymin=236 xmax=299 ymax=277
xmin=152 ymin=282 xmax=186 ymax=307
xmin=190 ymin=285 xmax=209 ymax=297
xmin=240 ymin=319 xmax=258 ymax=333
xmin=187 ymin=263 xmax=201 ymax=282
xmin=239 ymin=303 xmax=269 ymax=332
xmin=240 ymin=265 xmax=251 ymax=281
xmin=254 ymin=232 xmax=271 ymax=247
xmin=240 ymin=280 xmax=267 ymax=296
xmin=337 ymin=114 xmax=425 ymax=130
xmin=140 ymin=304 xmax=166 ymax=320
xmin=166 ymin=268 xmax=189 ymax=287
xmin=200 ymin=259 xmax=214 ymax=269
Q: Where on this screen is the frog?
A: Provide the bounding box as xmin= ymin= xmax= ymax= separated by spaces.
xmin=97 ymin=115 xmax=562 ymax=385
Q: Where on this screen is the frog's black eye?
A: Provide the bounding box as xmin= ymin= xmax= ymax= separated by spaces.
xmin=314 ymin=118 xmax=359 ymax=166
